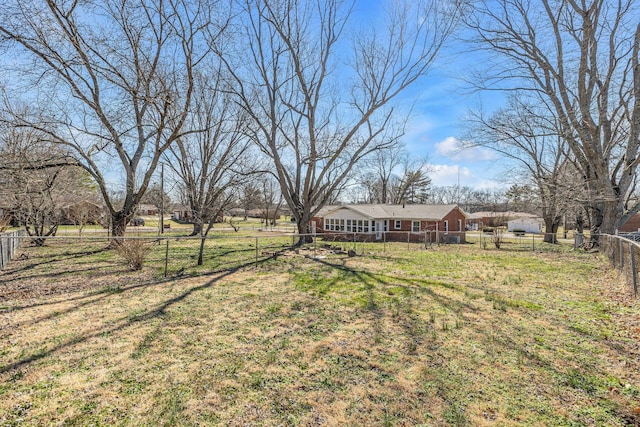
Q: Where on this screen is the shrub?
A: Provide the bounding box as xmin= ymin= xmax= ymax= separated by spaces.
xmin=482 ymin=227 xmax=494 ymax=233
xmin=513 ymin=229 xmax=526 ymax=236
xmin=491 ymin=228 xmax=504 ymax=249
xmin=116 ymin=238 xmax=150 ymax=270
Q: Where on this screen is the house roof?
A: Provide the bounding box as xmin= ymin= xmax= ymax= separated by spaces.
xmin=507 ymin=217 xmax=543 ymax=224
xmin=172 ymin=204 xmax=191 ymax=211
xmin=317 ymin=204 xmax=466 ymax=221
xmin=468 ymin=211 xmax=537 ymax=220
xmin=136 ymin=203 xmax=158 ymax=211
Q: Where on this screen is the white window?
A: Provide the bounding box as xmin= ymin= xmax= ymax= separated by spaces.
xmin=444 ymin=220 xmax=449 ymax=233
xmin=458 ymin=219 xmax=462 ymax=231
xmin=395 ymin=220 xmax=401 ymax=229
xmin=346 ymin=219 xmax=352 ymax=232
xmin=412 ymin=221 xmax=420 ymax=232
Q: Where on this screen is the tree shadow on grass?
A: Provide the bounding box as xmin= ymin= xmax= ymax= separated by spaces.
xmin=0 ymin=245 xmax=111 ymax=276
xmin=0 ymin=255 xmax=279 ymax=375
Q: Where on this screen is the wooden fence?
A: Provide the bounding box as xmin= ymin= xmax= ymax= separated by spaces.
xmin=0 ymin=230 xmax=27 ymax=270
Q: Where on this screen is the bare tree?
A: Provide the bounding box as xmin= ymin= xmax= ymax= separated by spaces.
xmin=261 ymin=176 xmax=284 ymax=227
xmin=217 ymin=0 xmax=461 ymax=244
xmin=466 ymin=95 xmax=573 ymax=242
xmin=238 ymin=181 xmax=262 ymax=221
xmin=0 ymin=127 xmax=95 ymax=245
xmin=467 ymin=0 xmax=640 ymax=242
xmin=167 ymin=72 xmax=252 ymax=264
xmin=357 ymin=142 xmax=409 ymax=204
xmin=0 ymin=0 xmax=219 ymax=238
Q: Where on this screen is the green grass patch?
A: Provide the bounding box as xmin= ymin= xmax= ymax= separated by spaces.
xmin=0 ymin=240 xmax=639 ymax=425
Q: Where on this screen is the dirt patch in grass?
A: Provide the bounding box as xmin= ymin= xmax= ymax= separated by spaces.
xmin=1 ymin=240 xmax=640 ymax=425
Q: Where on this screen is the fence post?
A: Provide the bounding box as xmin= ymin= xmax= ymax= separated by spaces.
xmin=255 ymin=236 xmax=259 ymax=268
xmin=532 ymin=233 xmax=535 ymax=251
xmin=619 ymin=239 xmax=624 ymax=270
xmin=612 ymin=236 xmax=616 ymax=265
xmin=630 ymin=242 xmax=637 ymax=298
xmin=383 ymin=231 xmax=386 ymax=253
xmin=164 ymin=239 xmax=169 ymax=277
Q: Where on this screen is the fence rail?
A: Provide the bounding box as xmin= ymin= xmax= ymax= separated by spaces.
xmin=0 ymin=229 xmax=27 ymax=270
xmin=601 ymin=234 xmax=639 ymax=298
xmin=0 ymin=229 xmax=582 ymax=278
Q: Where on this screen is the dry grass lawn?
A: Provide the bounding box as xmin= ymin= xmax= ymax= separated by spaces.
xmin=1 ymin=238 xmax=640 ymax=426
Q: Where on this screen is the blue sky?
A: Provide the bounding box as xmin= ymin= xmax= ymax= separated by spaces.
xmin=352 ymin=0 xmax=509 ymax=190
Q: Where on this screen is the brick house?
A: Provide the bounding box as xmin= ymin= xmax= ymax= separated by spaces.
xmin=311 ymin=204 xmax=468 ymax=243
xmin=136 ymin=203 xmax=158 ymax=216
xmin=619 ymin=213 xmax=640 ymax=233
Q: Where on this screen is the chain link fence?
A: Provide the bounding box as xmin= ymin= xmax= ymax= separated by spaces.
xmin=600 ymin=234 xmax=639 ymax=298
xmin=0 ymin=229 xmax=27 ymax=270
xmin=0 ymin=229 xmax=589 ymax=280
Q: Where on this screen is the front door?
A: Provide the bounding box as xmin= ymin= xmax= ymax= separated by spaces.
xmin=376 ymin=220 xmax=383 ymax=240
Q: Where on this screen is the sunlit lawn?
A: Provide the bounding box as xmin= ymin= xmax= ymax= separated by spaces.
xmin=1 ymin=237 xmax=639 ymax=425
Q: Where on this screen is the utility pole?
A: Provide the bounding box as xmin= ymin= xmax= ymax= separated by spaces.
xmin=160 ymin=162 xmax=165 ymax=234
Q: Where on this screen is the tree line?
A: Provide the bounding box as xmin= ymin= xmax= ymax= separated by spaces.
xmin=0 ymin=0 xmax=638 ymax=247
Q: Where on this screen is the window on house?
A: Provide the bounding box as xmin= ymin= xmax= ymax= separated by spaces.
xmin=444 ymin=220 xmax=449 ymax=233
xmin=412 ymin=221 xmax=420 ymax=232
xmin=458 ymin=219 xmax=462 ymax=231
xmin=395 ymin=220 xmax=401 ymax=229
xmin=346 ymin=219 xmax=351 ymax=232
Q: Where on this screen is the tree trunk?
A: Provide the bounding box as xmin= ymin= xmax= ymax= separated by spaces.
xmin=197 ymin=236 xmax=206 ymax=266
xmin=588 ymin=203 xmax=605 ymax=246
xmin=111 ymin=210 xmax=134 ymax=239
xmin=191 ymin=221 xmax=202 ymax=237
xmin=543 ymin=217 xmax=559 ymax=244
xmin=295 ymin=214 xmax=314 ymax=246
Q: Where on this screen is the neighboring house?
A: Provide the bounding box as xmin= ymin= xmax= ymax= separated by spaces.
xmin=136 ymin=204 xmax=158 ymax=216
xmin=172 ymin=204 xmax=192 ymax=221
xmin=311 ymin=204 xmax=468 ymax=243
xmin=467 ymin=211 xmax=538 ymax=230
xmin=619 ymin=213 xmax=640 ymax=233
xmin=246 ymin=209 xmax=263 ymax=218
xmin=227 ymin=208 xmax=245 ymax=217
xmin=507 ymin=217 xmax=543 ymax=234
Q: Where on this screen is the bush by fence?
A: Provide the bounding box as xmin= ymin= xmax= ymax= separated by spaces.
xmin=0 ymin=229 xmax=27 ymax=270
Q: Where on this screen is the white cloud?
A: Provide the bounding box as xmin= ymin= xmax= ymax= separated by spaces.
xmin=428 ymin=164 xmax=502 ymax=189
xmin=435 ymin=136 xmax=499 ymax=162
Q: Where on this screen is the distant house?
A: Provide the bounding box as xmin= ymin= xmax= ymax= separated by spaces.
xmin=227 ymin=208 xmax=245 ymax=217
xmin=619 ymin=213 xmax=640 ymax=233
xmin=467 ymin=211 xmax=538 ymax=230
xmin=311 ymin=204 xmax=468 ymax=243
xmin=172 ymin=204 xmax=192 ymax=221
xmin=136 ymin=204 xmax=158 ymax=216
xmin=507 ymin=217 xmax=543 ymax=234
